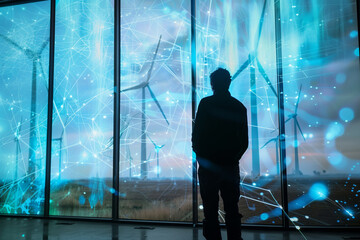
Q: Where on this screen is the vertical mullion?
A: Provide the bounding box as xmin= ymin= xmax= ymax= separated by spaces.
xmin=357 ymin=0 xmax=360 ymax=61
xmin=112 ymin=0 xmax=121 ymax=220
xmin=274 ymin=0 xmax=289 ymax=229
xmin=191 ymin=0 xmax=198 ymax=227
xmin=44 ymin=0 xmax=56 ymax=217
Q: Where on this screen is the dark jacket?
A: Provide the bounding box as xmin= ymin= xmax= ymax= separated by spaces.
xmin=192 ymin=91 xmax=248 ymax=166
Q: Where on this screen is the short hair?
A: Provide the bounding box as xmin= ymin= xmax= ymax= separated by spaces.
xmin=210 ymin=68 xmax=231 ymax=92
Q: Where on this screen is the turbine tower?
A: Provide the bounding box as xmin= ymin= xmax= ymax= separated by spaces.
xmin=231 ymin=0 xmax=278 ymax=177
xmin=52 ymin=128 xmax=65 ymax=181
xmin=14 ymin=118 xmax=23 ymax=180
xmin=261 ymin=135 xmax=280 ymax=175
xmin=121 ymin=35 xmax=169 ymax=179
xmin=0 ymin=34 xmax=49 ymax=181
xmin=147 ymin=134 xmax=164 ymax=179
xmin=286 ymin=85 xmax=305 ymax=175
xmin=126 ymin=145 xmax=133 ymax=179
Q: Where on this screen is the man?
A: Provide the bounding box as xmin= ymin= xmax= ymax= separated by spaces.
xmin=192 ymin=68 xmax=248 ymax=240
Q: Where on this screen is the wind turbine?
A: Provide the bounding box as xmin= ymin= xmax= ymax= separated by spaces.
xmin=231 ymin=0 xmax=278 ymax=177
xmin=0 ymin=34 xmax=49 ymax=180
xmin=126 ymin=144 xmax=133 ymax=179
xmin=52 ymin=129 xmax=65 ymax=181
xmin=147 ymin=134 xmax=165 ymax=179
xmin=261 ymin=135 xmax=280 ymax=175
xmin=14 ymin=118 xmax=23 ymax=180
xmin=120 ymin=35 xmax=169 ymax=179
xmin=286 ymin=85 xmax=305 ymax=175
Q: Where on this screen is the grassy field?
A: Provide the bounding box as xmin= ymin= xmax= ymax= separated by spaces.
xmin=1 ymin=174 xmax=359 ymax=226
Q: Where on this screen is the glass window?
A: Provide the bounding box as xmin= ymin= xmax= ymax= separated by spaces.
xmin=281 ymin=0 xmax=360 ymax=226
xmin=119 ymin=0 xmax=192 ymax=221
xmin=0 ymin=0 xmax=50 ymax=215
xmin=50 ymin=0 xmax=114 ymax=217
xmin=196 ymin=0 xmax=282 ymax=225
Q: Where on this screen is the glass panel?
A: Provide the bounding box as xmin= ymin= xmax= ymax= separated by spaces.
xmin=0 ymin=1 xmax=50 ymax=215
xmin=50 ymin=0 xmax=114 ymax=217
xmin=120 ymin=0 xmax=192 ymax=221
xmin=281 ymin=0 xmax=360 ymax=226
xmin=196 ymin=0 xmax=282 ymax=225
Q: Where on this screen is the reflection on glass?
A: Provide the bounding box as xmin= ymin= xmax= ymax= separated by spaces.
xmin=50 ymin=0 xmax=114 ymax=217
xmin=281 ymin=0 xmax=360 ymax=226
xmin=120 ymin=0 xmax=192 ymax=221
xmin=196 ymin=0 xmax=282 ymax=225
xmin=0 ymin=1 xmax=50 ymax=215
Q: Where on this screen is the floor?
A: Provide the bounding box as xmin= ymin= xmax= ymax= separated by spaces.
xmin=0 ymin=217 xmax=359 ymax=240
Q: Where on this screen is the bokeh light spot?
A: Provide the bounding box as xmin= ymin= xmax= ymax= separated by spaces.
xmin=339 ymin=108 xmax=354 ymax=122
xmin=335 ymin=73 xmax=346 ymax=84
xmin=349 ymin=30 xmax=358 ymax=38
xmin=309 ymin=183 xmax=329 ymax=200
xmin=260 ymin=213 xmax=269 ymax=221
xmin=326 ymin=122 xmax=344 ymax=141
xmin=79 ymin=195 xmax=85 ymax=205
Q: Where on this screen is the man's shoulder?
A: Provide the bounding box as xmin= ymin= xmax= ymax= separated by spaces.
xmin=199 ymin=95 xmax=214 ymax=105
xmin=229 ymin=96 xmax=247 ymax=111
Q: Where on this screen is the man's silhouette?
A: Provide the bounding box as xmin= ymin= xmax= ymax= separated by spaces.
xmin=192 ymin=68 xmax=248 ymax=240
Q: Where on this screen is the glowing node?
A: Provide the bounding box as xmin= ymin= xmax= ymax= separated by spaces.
xmin=309 ymin=183 xmax=329 ymax=200
xmin=260 ymin=213 xmax=269 ymax=221
xmin=199 ymin=205 xmax=204 ymax=210
xmin=339 ymin=108 xmax=354 ymax=122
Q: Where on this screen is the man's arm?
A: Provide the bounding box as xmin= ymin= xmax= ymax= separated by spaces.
xmin=192 ymin=100 xmax=205 ymax=154
xmin=236 ymin=108 xmax=249 ymax=160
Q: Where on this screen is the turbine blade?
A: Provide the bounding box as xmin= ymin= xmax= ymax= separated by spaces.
xmin=295 ymin=84 xmax=302 ymax=114
xmin=285 ymin=117 xmax=292 ymax=124
xmin=19 ymin=117 xmax=23 ymax=132
xmin=39 ymin=38 xmax=50 ymax=54
xmin=38 ymin=59 xmax=49 ymax=90
xmin=145 ymin=35 xmax=162 ymax=84
xmin=232 ymin=58 xmax=250 ymax=81
xmin=104 ymin=137 xmax=113 ymax=150
xmin=0 ymin=33 xmax=26 ymax=54
xmin=147 ymin=85 xmax=169 ymax=125
xmin=254 ymin=0 xmax=268 ymax=52
xmin=295 ymin=118 xmax=306 ymax=141
xmin=261 ymin=138 xmax=276 ymax=149
xmin=146 ymin=133 xmax=156 ymax=147
xmin=120 ymin=82 xmax=146 ymax=92
xmin=256 ymin=58 xmax=278 ymax=97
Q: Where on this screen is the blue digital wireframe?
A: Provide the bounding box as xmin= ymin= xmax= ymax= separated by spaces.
xmin=231 ymin=0 xmax=278 ymax=177
xmin=120 ymin=35 xmax=169 ymax=179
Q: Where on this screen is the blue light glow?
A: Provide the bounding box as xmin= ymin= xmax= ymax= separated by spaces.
xmin=325 ymin=122 xmax=344 ymax=141
xmin=79 ymin=195 xmax=85 ymax=205
xmin=339 ymin=108 xmax=355 ymax=122
xmin=328 ymin=152 xmax=343 ymax=166
xmin=260 ymin=213 xmax=269 ymax=221
xmin=309 ymin=183 xmax=329 ymax=201
xmin=335 ymin=73 xmax=347 ymax=84
xmin=350 ymin=30 xmax=358 ymax=38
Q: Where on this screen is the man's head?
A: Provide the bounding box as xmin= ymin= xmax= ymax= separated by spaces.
xmin=210 ymin=68 xmax=231 ymax=93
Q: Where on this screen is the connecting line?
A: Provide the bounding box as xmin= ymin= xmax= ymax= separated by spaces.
xmin=326 ymin=197 xmax=355 ymax=219
xmin=239 ymin=195 xmax=279 ymax=208
xmin=239 ymin=182 xmax=308 ymax=240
